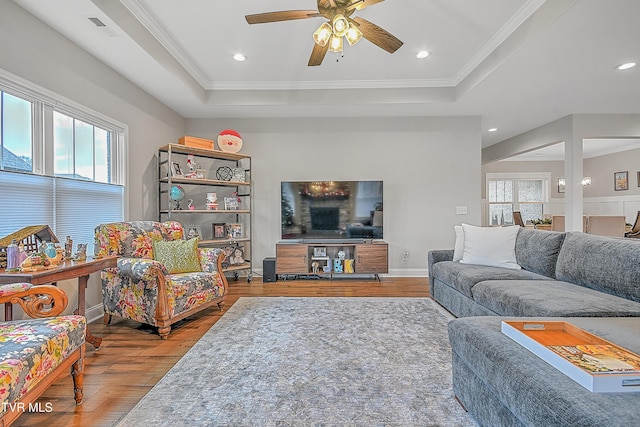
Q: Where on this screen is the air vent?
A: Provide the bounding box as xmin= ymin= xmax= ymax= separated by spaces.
xmin=88 ymin=17 xmax=106 ymax=27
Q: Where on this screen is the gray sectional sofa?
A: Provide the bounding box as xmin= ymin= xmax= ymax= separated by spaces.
xmin=427 ymin=229 xmax=640 ymax=427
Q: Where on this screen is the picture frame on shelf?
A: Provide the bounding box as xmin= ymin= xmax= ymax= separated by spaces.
xmin=184 ymin=225 xmax=201 ymax=240
xmin=232 ymin=167 xmax=245 ymax=182
xmin=614 ymin=171 xmax=628 ymax=191
xmin=224 ymin=196 xmax=239 ymax=210
xmin=226 ymin=223 xmax=243 ymax=239
xmin=228 ymin=245 xmax=245 ymax=265
xmin=221 ymin=244 xmax=245 ymax=266
xmin=171 ymin=161 xmax=183 ymax=177
xmin=313 ymin=247 xmax=327 ymax=257
xmin=212 ymin=223 xmax=226 ymax=239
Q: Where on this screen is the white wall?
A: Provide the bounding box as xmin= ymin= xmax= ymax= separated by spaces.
xmin=187 ymin=117 xmax=482 ymax=276
xmin=0 ymin=2 xmax=186 ymax=319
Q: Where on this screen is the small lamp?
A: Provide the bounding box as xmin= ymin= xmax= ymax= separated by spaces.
xmin=313 ymin=22 xmax=332 ymax=47
xmin=345 ymin=22 xmax=363 ymax=46
xmin=332 ymin=14 xmax=349 ymax=37
xmin=329 ymin=34 xmax=343 ymax=53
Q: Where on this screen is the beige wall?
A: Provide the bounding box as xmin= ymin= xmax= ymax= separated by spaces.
xmin=188 ymin=117 xmax=482 ymax=275
xmin=0 ymin=2 xmax=186 ymax=319
xmin=583 ymin=148 xmax=640 ymax=198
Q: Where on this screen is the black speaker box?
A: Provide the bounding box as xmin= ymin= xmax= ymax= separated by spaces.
xmin=263 ymin=257 xmax=277 ymax=282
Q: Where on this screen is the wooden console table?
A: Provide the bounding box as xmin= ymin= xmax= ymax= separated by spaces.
xmin=0 ymin=256 xmax=117 ymax=349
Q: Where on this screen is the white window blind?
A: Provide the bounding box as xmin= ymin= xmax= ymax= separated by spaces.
xmin=0 ymin=171 xmax=123 ymax=254
xmin=0 ymin=172 xmax=53 ymax=231
xmin=55 ymin=178 xmax=124 ymax=253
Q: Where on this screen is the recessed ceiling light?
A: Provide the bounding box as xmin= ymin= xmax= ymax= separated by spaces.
xmin=617 ymin=62 xmax=636 ymax=70
xmin=488 ymin=128 xmax=498 ymax=132
xmin=416 ymin=50 xmax=429 ymax=59
xmin=233 ymin=53 xmax=246 ymax=62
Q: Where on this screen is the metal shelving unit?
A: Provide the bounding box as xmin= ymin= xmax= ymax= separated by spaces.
xmin=158 ymin=144 xmax=252 ymax=282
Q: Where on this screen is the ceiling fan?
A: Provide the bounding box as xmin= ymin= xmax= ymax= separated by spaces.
xmin=245 ymin=0 xmax=403 ymax=66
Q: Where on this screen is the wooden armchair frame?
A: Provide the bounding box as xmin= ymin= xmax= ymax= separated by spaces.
xmin=0 ymin=285 xmax=85 ymax=426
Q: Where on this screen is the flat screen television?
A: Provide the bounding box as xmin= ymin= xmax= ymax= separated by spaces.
xmin=281 ymin=180 xmax=383 ymax=241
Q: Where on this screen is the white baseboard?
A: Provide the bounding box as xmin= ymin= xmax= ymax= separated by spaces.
xmin=387 ymin=268 xmax=428 ymax=277
xmin=85 ymin=303 xmax=104 ymax=324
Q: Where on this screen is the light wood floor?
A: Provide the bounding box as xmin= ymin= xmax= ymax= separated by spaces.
xmin=16 ymin=277 xmax=429 ymax=427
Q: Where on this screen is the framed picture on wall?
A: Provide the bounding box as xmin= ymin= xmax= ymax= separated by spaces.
xmin=637 ymin=171 xmax=640 ymax=187
xmin=614 ymin=171 xmax=628 ymax=191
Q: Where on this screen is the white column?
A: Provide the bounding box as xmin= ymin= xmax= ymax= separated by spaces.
xmin=564 ymin=131 xmax=584 ymax=232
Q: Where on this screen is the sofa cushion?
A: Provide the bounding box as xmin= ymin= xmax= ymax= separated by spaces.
xmin=169 ymin=272 xmax=226 ymax=316
xmin=515 ymin=228 xmax=566 ymax=278
xmin=153 ymin=238 xmax=202 ymax=274
xmin=0 ymin=315 xmax=86 ymax=409
xmin=448 ymin=316 xmax=640 ymax=427
xmin=555 ymin=232 xmax=640 ymax=303
xmin=431 ymin=261 xmax=552 ymax=298
xmin=460 ymin=224 xmax=521 ymax=269
xmin=472 ymin=279 xmax=640 ymax=317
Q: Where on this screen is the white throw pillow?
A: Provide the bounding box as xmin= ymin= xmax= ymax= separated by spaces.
xmin=460 ymin=224 xmax=521 ymax=269
xmin=453 ymin=225 xmax=464 ymax=261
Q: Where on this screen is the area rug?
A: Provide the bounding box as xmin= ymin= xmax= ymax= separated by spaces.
xmin=117 ymin=297 xmax=477 ymax=427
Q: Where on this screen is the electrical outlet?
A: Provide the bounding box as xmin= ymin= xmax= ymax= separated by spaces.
xmin=402 ymin=250 xmax=410 ymax=261
xmin=456 ymin=206 xmax=468 ymax=215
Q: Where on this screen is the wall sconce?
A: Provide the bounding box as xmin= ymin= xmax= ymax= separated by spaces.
xmin=558 ymin=177 xmax=591 ymax=192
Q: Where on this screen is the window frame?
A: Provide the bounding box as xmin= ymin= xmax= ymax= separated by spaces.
xmin=486 ymin=172 xmax=550 ymax=225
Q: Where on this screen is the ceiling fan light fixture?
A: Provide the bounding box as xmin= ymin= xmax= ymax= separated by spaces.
xmin=332 ymin=14 xmax=349 ymax=37
xmin=328 ymin=34 xmax=343 ymax=53
xmin=345 ymin=23 xmax=363 ymax=46
xmin=313 ymin=22 xmax=332 ymax=47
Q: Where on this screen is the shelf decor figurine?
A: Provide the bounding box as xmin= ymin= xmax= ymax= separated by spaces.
xmin=170 ymin=185 xmax=185 ymax=210
xmin=206 ymin=192 xmax=218 ymax=210
xmin=217 ymin=129 xmax=243 ymax=153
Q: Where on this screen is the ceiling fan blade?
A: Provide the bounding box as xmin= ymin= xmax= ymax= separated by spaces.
xmin=352 ymin=16 xmax=403 ymax=53
xmin=308 ymin=42 xmax=330 ymax=66
xmin=347 ymin=0 xmax=386 ymax=12
xmin=245 ymin=10 xmax=318 ymax=25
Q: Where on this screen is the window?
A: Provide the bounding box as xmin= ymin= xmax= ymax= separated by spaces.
xmin=53 ymin=111 xmax=111 ymax=182
xmin=487 ymin=173 xmax=549 ymax=225
xmin=0 ymin=79 xmax=126 ymax=254
xmin=0 ymin=91 xmax=32 ymax=172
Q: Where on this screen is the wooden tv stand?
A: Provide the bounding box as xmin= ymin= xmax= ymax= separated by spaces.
xmin=275 ymin=240 xmax=388 ymax=280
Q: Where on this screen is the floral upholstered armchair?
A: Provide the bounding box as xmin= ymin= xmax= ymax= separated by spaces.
xmin=94 ymin=221 xmax=227 ymax=339
xmin=0 ymin=283 xmax=85 ymax=426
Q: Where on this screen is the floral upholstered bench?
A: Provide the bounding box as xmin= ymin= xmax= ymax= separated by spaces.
xmin=0 ymin=283 xmax=85 ymax=426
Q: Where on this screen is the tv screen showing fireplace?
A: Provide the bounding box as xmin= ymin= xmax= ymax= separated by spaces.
xmin=281 ymin=180 xmax=383 ymax=241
